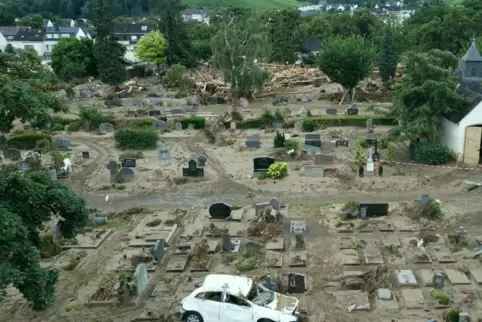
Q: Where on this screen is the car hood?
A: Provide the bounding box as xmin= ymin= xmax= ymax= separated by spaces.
xmin=264 ymin=292 xmax=299 ymax=314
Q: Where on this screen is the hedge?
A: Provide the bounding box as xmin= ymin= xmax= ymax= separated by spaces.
xmin=410 ymin=142 xmax=452 ymax=165
xmin=180 ymin=116 xmax=205 ymax=129
xmin=7 ymin=132 xmax=52 ymax=149
xmin=114 ymin=128 xmax=158 ymax=149
xmin=117 ymin=118 xmax=155 ymax=129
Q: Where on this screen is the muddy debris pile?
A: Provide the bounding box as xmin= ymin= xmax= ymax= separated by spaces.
xmin=340 ymin=264 xmax=391 ymax=296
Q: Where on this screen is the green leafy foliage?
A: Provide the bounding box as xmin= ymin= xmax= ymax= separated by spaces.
xmin=378 ymin=25 xmax=398 ymax=82
xmin=18 ymin=14 xmax=44 ymax=28
xmin=354 ymin=141 xmax=367 ymax=168
xmin=51 ymin=38 xmax=98 ymax=81
xmin=410 ymin=142 xmax=451 ymax=165
xmin=266 ymin=162 xmax=288 ymax=179
xmin=386 ymin=143 xmax=397 ymax=164
xmin=114 ymin=128 xmax=158 ymax=149
xmin=180 ymin=116 xmax=206 ymax=129
xmin=273 ymin=131 xmax=286 ymax=148
xmin=164 ymin=64 xmax=194 ymax=90
xmin=302 ymin=118 xmax=315 ymax=132
xmin=135 ymin=31 xmax=167 ymax=75
xmin=79 ymin=108 xmax=113 ymax=131
xmin=7 ymin=132 xmax=52 ymax=150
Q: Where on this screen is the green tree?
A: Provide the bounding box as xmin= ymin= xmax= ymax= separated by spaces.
xmin=378 ymin=25 xmax=398 ymax=83
xmin=92 ymin=0 xmax=126 ymax=85
xmin=265 ymin=9 xmax=302 ymax=64
xmin=392 ymin=50 xmax=468 ymax=141
xmin=0 ymin=48 xmax=68 ymax=132
xmin=18 ymin=14 xmax=44 ymax=28
xmin=165 ymin=64 xmax=192 ymax=90
xmin=155 ymin=0 xmax=196 ymax=67
xmin=0 ymin=171 xmax=89 ymax=310
xmin=51 ymin=38 xmax=98 ymax=81
xmin=211 ymin=15 xmax=270 ymax=100
xmin=317 ymin=35 xmax=376 ymax=104
xmin=352 ymin=8 xmax=381 ymax=39
xmin=135 ymin=31 xmax=167 ymax=77
xmin=386 ymin=143 xmax=397 ymax=165
xmin=187 ymin=23 xmax=215 ymax=62
xmin=0 ymin=12 xmax=15 ymax=26
xmin=354 ymin=141 xmax=367 ymax=173
xmin=113 ymin=16 xmax=134 ymax=23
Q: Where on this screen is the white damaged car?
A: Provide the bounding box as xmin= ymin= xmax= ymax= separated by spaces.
xmin=180 ymin=274 xmax=300 ymax=322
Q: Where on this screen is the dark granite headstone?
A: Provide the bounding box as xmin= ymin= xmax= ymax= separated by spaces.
xmin=288 ymin=273 xmax=306 ymax=293
xmin=305 ymin=134 xmax=322 ymax=148
xmin=326 ymin=108 xmax=338 ymax=115
xmin=335 ymin=140 xmax=349 ymax=147
xmin=221 ymin=233 xmax=232 ymax=252
xmin=148 ymin=110 xmax=161 ymax=117
xmin=154 ymin=239 xmax=165 ymax=263
xmin=121 ymin=158 xmax=136 ymax=168
xmin=182 ymin=160 xmax=204 ymax=177
xmin=253 ymin=157 xmax=275 ymax=173
xmin=209 ymin=202 xmax=232 ymax=219
xmin=358 ymin=203 xmax=389 ymax=217
xmin=82 ymin=151 xmax=90 ymax=159
xmin=197 ymin=155 xmax=207 ymax=167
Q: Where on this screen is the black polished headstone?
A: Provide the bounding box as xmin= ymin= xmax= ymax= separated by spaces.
xmin=288 ymin=273 xmax=306 ymax=293
xmin=148 ymin=110 xmax=161 ymax=117
xmin=121 ymin=158 xmax=136 ymax=168
xmin=253 ymin=157 xmax=276 ymax=173
xmin=182 ymin=160 xmax=204 ymax=177
xmin=82 ymin=151 xmax=90 ymax=159
xmin=147 ymin=93 xmax=160 ymax=98
xmin=358 ymin=203 xmax=389 ymax=217
xmin=335 ymin=140 xmax=349 ymax=147
xmin=372 ymin=151 xmax=380 ymax=162
xmin=209 ymin=202 xmax=232 ymax=219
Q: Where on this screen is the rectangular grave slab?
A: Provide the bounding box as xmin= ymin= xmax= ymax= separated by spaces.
xmin=266 ymin=250 xmax=283 ymax=267
xmin=419 ymin=269 xmax=436 ymax=286
xmin=181 ymin=224 xmax=204 ymax=238
xmin=343 ymin=270 xmax=364 ymax=277
xmin=190 ymin=256 xmax=213 ymax=272
xmin=377 ymin=289 xmax=399 ymax=310
xmin=378 ymin=223 xmax=395 ymax=232
xmin=401 ymin=289 xmax=425 ymax=309
xmin=151 ymin=278 xmax=179 ymax=297
xmin=245 ymin=140 xmax=261 ymax=149
xmin=314 ymin=154 xmax=335 ymax=165
xmin=358 ymin=203 xmax=389 ymax=217
xmin=226 ymin=222 xmax=244 ymax=237
xmin=382 ymin=235 xmax=401 ymax=248
xmin=289 ymin=251 xmax=308 ymax=267
xmin=432 ymin=247 xmax=456 ymax=263
xmin=182 ymin=167 xmax=204 ymax=177
xmin=409 ymin=247 xmax=432 ymax=264
xmin=339 ymin=237 xmax=355 ymax=250
xmin=303 ymin=165 xmax=324 ymax=177
xmin=445 ymin=269 xmax=470 ymax=285
xmin=326 ymin=108 xmax=338 ymax=115
xmin=165 ymin=256 xmax=189 ymax=272
xmin=253 ymin=157 xmax=275 ymax=173
xmin=363 ymin=248 xmax=384 ymax=265
xmin=341 ymin=249 xmax=360 ymax=265
xmin=470 ymin=268 xmax=482 ymax=284
xmin=265 ymin=238 xmax=285 ymax=251
xmin=134 ymin=264 xmax=149 ymax=297
xmin=336 ymin=291 xmax=370 ymax=311
xmin=396 ymin=269 xmax=418 ymax=286
xmin=337 ymin=224 xmax=354 ymax=233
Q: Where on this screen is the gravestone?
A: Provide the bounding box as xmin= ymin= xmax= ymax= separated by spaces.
xmin=301 ymin=94 xmax=311 ymax=103
xmin=347 ymin=103 xmax=358 ymax=115
xmin=269 ymin=197 xmax=280 ymax=213
xmin=288 ymin=273 xmax=306 ymax=293
xmin=118 ymin=167 xmax=135 ymax=182
xmin=23 ymin=124 xmax=33 ymax=131
xmin=295 ymin=120 xmax=303 ymax=131
xmin=197 ymin=155 xmax=207 ymax=167
xmin=253 ymin=157 xmax=275 ymax=174
xmin=305 ymin=134 xmax=322 ymax=148
xmin=335 ymin=140 xmax=349 ymax=147
xmin=99 ymin=123 xmax=115 ymax=133
xmin=134 ymin=264 xmax=149 ymax=297
xmin=148 ymin=110 xmax=161 ymax=117
xmin=230 ymin=122 xmax=236 ymax=130
xmin=358 ymin=203 xmax=389 ymax=217
xmin=372 ymin=150 xmax=380 ymax=162
xmin=82 ymin=151 xmax=90 ymax=159
xmin=298 ymin=107 xmax=308 ymax=117
xmin=239 ymin=98 xmax=249 ymax=107
xmin=291 ymin=221 xmax=307 ymax=234
xmin=246 ymin=135 xmax=261 ymax=149
xmin=170 ymin=108 xmax=184 ymax=115
xmin=154 ymin=239 xmax=165 ymax=263
xmin=55 ymin=138 xmax=71 ymax=150
xmin=147 ymin=93 xmax=159 ymax=98
xmin=326 ymin=108 xmax=338 ymax=115
xmin=153 ymin=120 xmax=167 ymax=129
xmin=432 ymin=273 xmax=444 ymax=289
xmin=255 ymin=202 xmax=271 ymax=216
xmin=272 ymin=122 xmax=284 ymax=129
xmin=315 ymin=154 xmax=335 ymax=165
xmin=18 ymin=160 xmax=30 ymax=170
xmin=175 ymin=122 xmax=183 ymax=131
xmin=209 ymin=202 xmax=232 ymax=219
xmin=3 ymin=148 xmax=21 ymax=160
xmin=106 ymin=160 xmax=119 ymax=184
xmin=132 ymin=99 xmax=141 ymax=106
xmin=182 ymin=159 xmax=204 ymax=177
xmin=366 ymin=148 xmax=374 ymax=173
xmin=157 ymin=147 xmax=172 ymax=166
xmin=121 ymin=158 xmax=136 ymax=168
xmin=415 ymin=194 xmax=431 ymax=207
xmin=221 ymin=233 xmax=233 ymax=252
xmin=303 ymin=165 xmax=324 ymax=177
xmin=0 ymin=135 xmax=6 ymax=148
xmin=188 ymin=123 xmax=195 ymax=130
xmin=457 ymin=226 xmax=467 ymax=236
xmin=367 ymin=119 xmax=374 ymax=132
xmin=48 ymin=169 xmax=57 ymax=181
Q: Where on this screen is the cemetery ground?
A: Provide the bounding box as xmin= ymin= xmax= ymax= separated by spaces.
xmin=3 ymin=81 xmax=482 ymax=322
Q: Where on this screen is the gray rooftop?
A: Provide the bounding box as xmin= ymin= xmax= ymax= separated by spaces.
xmin=461 ymin=42 xmax=482 ymax=62
xmin=0 ymin=26 xmax=27 ymax=37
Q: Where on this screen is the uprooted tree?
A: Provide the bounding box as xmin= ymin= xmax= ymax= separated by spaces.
xmin=211 ymin=14 xmax=270 ymax=101
xmin=0 ymin=171 xmax=89 ymax=310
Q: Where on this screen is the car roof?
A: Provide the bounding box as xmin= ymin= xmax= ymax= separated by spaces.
xmin=197 ymin=274 xmax=253 ymax=296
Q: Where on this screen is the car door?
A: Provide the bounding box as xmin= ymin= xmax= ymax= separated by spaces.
xmin=220 ymin=293 xmax=254 ymax=322
xmin=195 ymin=291 xmax=222 ymax=322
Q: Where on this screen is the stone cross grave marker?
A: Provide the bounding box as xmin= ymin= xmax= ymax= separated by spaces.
xmin=209 ymin=202 xmax=231 ymax=219
xmin=154 ymin=239 xmax=165 ymax=263
xmin=367 ymin=119 xmax=374 ymax=132
xmin=118 ymin=167 xmax=135 ymax=182
xmin=457 ymin=226 xmax=467 ymax=236
xmin=153 ymin=120 xmax=167 ymax=130
xmin=134 ymin=263 xmax=149 ymax=297
xmin=253 ymin=157 xmax=275 ymax=175
xmin=82 ymin=151 xmax=90 ymax=159
xmin=175 ymin=122 xmax=183 ymax=131
xmin=48 ymin=169 xmax=57 ymax=181
xmin=121 ymin=158 xmax=136 ymax=168
xmin=246 ymin=135 xmax=261 ymax=149
xmin=230 ymin=122 xmax=236 ymax=130
xmin=197 ymin=155 xmax=207 ymax=167
xmin=55 ymin=138 xmax=71 ymax=150
xmin=149 ymin=110 xmax=161 ymax=117
xmin=326 ymin=108 xmax=338 ymax=115
xmin=4 ymin=148 xmax=21 ymax=160
xmin=106 ymin=160 xmax=119 ymax=184
xmin=99 ymin=123 xmax=115 ymax=134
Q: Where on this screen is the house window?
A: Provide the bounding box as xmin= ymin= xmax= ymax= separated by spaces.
xmin=131 ymin=35 xmax=137 ymax=41
xmin=471 ymin=69 xmax=477 ymax=77
xmin=54 ymin=34 xmax=59 ymax=38
xmin=47 ymin=34 xmax=52 ymax=39
xmin=61 ymin=34 xmax=69 ymax=38
xmin=141 ymin=25 xmax=147 ymax=31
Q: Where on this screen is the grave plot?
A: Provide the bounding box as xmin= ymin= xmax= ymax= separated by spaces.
xmin=180 ymin=223 xmax=204 ymax=238
xmin=265 ymin=238 xmax=285 ymax=251
xmin=340 ymin=249 xmax=361 ymax=265
xmin=449 ymin=286 xmax=478 ymax=306
xmin=429 ymin=246 xmax=456 ymax=263
xmin=403 ymin=243 xmax=433 ymax=264
xmin=362 ymin=243 xmax=384 ymax=265
xmin=128 ymin=213 xmax=178 ymax=247
xmin=179 ymin=275 xmax=207 ymax=294
xmin=205 ymin=222 xmax=244 ymax=237
xmin=376 ymin=288 xmax=399 ymax=310
xmin=446 ymin=232 xmax=470 ymax=252
xmin=470 ymin=268 xmax=482 ymax=284
xmin=401 ymin=289 xmax=426 ymax=309
xmin=395 ymin=269 xmax=418 ymax=286
xmin=40 ymin=249 xmax=90 ymax=271
xmin=107 ymin=248 xmax=157 ymax=272
xmin=336 ymin=221 xmax=354 ymax=233
xmin=189 ymin=240 xmax=214 ymax=272
xmin=89 ymin=272 xmax=124 ymax=304
xmin=60 ymin=228 xmax=113 ymax=249
xmin=135 ymin=301 xmax=174 ymax=322
xmin=356 ymin=222 xmax=377 ymax=233
xmin=339 ymin=236 xmax=356 ymax=250
xmin=165 ymin=256 xmax=189 ymax=272
xmin=380 ymin=236 xmax=406 ymax=265
xmin=378 ymin=223 xmax=395 ymax=232
xmin=151 ymin=276 xmax=180 ymax=298
xmin=266 ymin=250 xmax=283 ymax=268
xmin=334 ymin=291 xmax=370 ymax=311
xmin=288 ymin=251 xmax=308 ymax=267
xmin=247 ymin=210 xmax=283 ymax=238
xmin=444 ymin=269 xmax=471 ymax=285
xmin=423 ymin=288 xmax=452 ymax=309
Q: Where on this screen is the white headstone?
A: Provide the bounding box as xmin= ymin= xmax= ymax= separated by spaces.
xmin=230 ymin=122 xmax=236 ymax=130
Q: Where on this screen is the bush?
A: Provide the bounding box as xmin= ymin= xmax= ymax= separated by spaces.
xmin=410 ymin=142 xmax=451 ymax=165
xmin=7 ymin=132 xmax=52 ymax=149
xmin=284 ymin=139 xmax=299 ymax=152
xmin=180 ymin=116 xmax=205 ymax=129
xmin=304 ymin=115 xmax=396 ymax=131
xmin=266 ymin=162 xmax=288 ymax=179
xmin=114 ymin=128 xmax=158 ymax=149
xmin=52 ymin=123 xmax=65 ymax=131
xmin=273 ymin=131 xmax=285 ymax=148
xmin=302 ymin=118 xmax=316 ymax=132
xmin=79 ymin=108 xmax=113 ymax=131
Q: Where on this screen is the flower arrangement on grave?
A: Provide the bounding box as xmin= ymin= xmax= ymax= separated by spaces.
xmin=354 ymin=141 xmax=367 ymax=177
xmin=266 ymin=162 xmax=288 ymax=179
xmin=386 ymin=143 xmax=396 ymax=165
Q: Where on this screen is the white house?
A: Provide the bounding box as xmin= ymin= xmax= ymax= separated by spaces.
xmin=43 ymin=26 xmax=87 ymax=61
xmin=440 ymin=43 xmax=482 ymax=166
xmin=0 ymin=31 xmax=7 ymax=51
xmin=10 ymin=28 xmax=46 ymax=56
xmin=180 ymin=9 xmax=210 ymax=24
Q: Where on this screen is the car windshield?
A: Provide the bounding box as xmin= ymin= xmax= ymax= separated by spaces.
xmin=247 ymin=283 xmax=275 ymax=305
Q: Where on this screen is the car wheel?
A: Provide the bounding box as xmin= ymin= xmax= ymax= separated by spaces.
xmin=258 ymin=319 xmax=275 ymax=322
xmin=184 ymin=311 xmax=203 ymax=322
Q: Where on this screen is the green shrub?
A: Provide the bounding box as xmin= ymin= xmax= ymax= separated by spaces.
xmin=180 ymin=116 xmax=205 ymax=129
xmin=79 ymin=108 xmax=113 ymax=131
xmin=266 ymin=162 xmax=288 ymax=179
xmin=114 ymin=128 xmax=158 ymax=149
xmin=304 ymin=115 xmax=396 ymax=131
xmin=273 ymin=131 xmax=285 ymax=148
xmin=356 ymin=138 xmax=369 ymax=148
xmin=284 ymin=139 xmax=299 ymax=151
xmin=66 ymin=120 xmax=81 ymax=131
xmin=7 ymin=132 xmax=52 ymax=149
xmin=302 ymin=118 xmax=316 ymax=132
xmin=52 ymin=123 xmax=65 ymax=131
xmin=410 ymin=142 xmax=451 ymax=165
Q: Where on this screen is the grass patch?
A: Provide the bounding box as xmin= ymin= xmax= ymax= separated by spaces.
xmin=64 ymin=303 xmax=84 ymax=312
xmin=236 ymin=249 xmax=261 ymax=272
xmin=104 ymin=220 xmax=124 ymax=229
